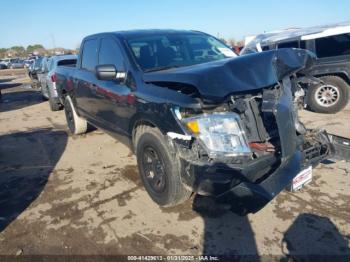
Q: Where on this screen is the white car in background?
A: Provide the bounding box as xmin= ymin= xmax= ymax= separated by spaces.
xmin=39 ymin=54 xmax=77 ymax=111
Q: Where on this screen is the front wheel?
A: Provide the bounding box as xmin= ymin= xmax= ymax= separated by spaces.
xmin=307 ymin=76 xmax=349 ymax=114
xmin=134 ymin=126 xmax=192 ymax=207
xmin=64 ymin=95 xmax=87 ymax=135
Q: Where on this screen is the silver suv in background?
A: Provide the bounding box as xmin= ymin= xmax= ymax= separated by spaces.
xmin=241 ymin=22 xmax=350 ymax=114
xmin=39 ymin=54 xmax=77 ymax=111
xmin=37 ymin=56 xmax=50 ymax=91
xmin=0 ymin=58 xmax=19 ymax=69
xmin=9 ymin=59 xmax=25 ymax=69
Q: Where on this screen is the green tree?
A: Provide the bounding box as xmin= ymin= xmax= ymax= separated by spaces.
xmin=26 ymin=44 xmax=44 ymax=54
xmin=0 ymin=48 xmax=7 ymax=58
xmin=10 ymin=46 xmax=25 ymax=56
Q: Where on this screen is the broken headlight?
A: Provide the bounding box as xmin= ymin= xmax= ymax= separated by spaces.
xmin=181 ymin=112 xmax=251 ymax=158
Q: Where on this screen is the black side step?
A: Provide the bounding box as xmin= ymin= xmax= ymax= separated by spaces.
xmin=328 ymin=134 xmax=350 ymax=162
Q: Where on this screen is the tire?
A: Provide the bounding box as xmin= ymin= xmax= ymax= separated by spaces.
xmin=64 ymin=95 xmax=87 ymax=135
xmin=134 ymin=125 xmax=192 ymax=207
xmin=307 ymin=76 xmax=349 ymax=114
xmin=47 ymin=86 xmax=62 ymax=111
xmin=40 ymin=85 xmax=48 ymax=100
xmin=49 ymin=97 xmax=62 ymax=111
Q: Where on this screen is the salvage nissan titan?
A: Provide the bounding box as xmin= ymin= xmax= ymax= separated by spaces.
xmin=55 ymin=30 xmax=350 ymax=214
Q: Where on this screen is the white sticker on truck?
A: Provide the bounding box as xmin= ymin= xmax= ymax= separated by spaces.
xmin=292 ymin=166 xmax=312 ymax=191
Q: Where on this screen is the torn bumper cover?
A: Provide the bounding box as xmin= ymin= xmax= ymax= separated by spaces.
xmin=214 ymin=131 xmax=349 ymax=214
xmin=176 ymin=129 xmax=346 ymax=215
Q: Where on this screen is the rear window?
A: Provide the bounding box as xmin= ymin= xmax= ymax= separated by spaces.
xmin=315 ymin=33 xmax=350 ymax=58
xmin=57 ymin=59 xmax=77 ymax=67
xmin=278 ymin=41 xmax=299 ymax=49
xmin=34 ymin=57 xmax=43 ymax=68
xmin=81 ymin=39 xmax=98 ymax=71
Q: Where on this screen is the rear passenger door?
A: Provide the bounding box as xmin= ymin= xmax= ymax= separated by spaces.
xmin=94 ymin=37 xmax=134 ymax=136
xmin=75 ymin=38 xmax=100 ymax=119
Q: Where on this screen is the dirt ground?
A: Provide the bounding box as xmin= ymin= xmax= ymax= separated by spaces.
xmin=0 ymin=69 xmax=349 ymax=258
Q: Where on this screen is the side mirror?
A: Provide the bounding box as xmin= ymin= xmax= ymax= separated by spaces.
xmin=96 ymin=64 xmax=117 ymax=81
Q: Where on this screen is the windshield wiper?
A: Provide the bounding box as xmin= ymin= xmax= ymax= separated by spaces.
xmin=144 ymin=65 xmax=180 ymax=73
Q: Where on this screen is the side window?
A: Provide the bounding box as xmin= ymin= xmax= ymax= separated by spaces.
xmin=41 ymin=59 xmax=46 ymax=71
xmin=49 ymin=59 xmax=54 ymax=71
xmin=315 ymin=33 xmax=350 ymax=58
xmin=81 ymin=39 xmax=98 ymax=71
xmin=98 ymin=38 xmax=124 ymax=70
xmin=278 ymin=41 xmax=299 ymax=49
xmin=262 ymin=45 xmax=270 ymax=51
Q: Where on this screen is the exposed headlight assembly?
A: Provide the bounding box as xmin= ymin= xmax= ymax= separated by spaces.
xmin=181 ymin=112 xmax=251 ymax=158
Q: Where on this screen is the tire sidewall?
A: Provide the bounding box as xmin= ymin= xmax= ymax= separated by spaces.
xmin=136 ymin=131 xmax=177 ymax=206
xmin=308 ymin=76 xmax=349 ymax=113
xmin=48 ymin=87 xmax=61 ymax=111
xmin=64 ymin=96 xmax=76 ymax=134
xmin=40 ymin=85 xmax=47 ymax=99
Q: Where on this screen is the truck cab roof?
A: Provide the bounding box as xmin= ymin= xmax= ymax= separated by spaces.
xmin=83 ymin=29 xmax=210 ymax=41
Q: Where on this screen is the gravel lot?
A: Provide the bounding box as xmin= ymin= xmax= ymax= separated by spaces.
xmin=0 ymin=69 xmax=349 ymax=258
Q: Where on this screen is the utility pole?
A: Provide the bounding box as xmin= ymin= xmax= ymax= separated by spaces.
xmin=50 ymin=34 xmax=56 ymax=54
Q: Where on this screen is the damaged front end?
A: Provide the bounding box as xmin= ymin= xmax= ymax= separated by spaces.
xmin=144 ymin=49 xmax=350 ymax=214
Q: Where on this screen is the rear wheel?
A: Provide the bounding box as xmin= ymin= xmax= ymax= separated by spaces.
xmin=49 ymin=97 xmax=62 ymax=111
xmin=64 ymin=95 xmax=87 ymax=135
xmin=307 ymin=76 xmax=349 ymax=113
xmin=40 ymin=85 xmax=48 ymax=100
xmin=134 ymin=125 xmax=192 ymax=206
xmin=47 ymin=86 xmax=62 ymax=111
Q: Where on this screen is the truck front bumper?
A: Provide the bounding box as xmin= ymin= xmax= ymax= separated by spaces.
xmin=215 ymin=150 xmax=302 ymax=214
xmin=180 ymin=149 xmax=303 ymax=214
xmin=178 ymin=130 xmax=350 ymax=214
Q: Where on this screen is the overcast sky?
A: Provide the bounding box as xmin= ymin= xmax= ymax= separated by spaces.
xmin=0 ymin=0 xmax=349 ymax=49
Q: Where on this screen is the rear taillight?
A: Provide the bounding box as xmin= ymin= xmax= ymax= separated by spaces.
xmin=51 ymin=74 xmax=57 ymax=82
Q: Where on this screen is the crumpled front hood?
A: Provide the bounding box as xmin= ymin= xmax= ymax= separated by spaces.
xmin=143 ymin=48 xmax=315 ymax=102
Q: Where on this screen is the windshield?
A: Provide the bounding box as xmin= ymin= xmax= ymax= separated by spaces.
xmin=126 ymin=33 xmax=236 ymax=72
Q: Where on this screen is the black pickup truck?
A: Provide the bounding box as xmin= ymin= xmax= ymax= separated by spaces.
xmin=55 ymin=30 xmax=350 ymax=213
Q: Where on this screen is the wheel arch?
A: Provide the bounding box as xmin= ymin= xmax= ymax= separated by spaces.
xmin=130 ymin=117 xmax=159 ymax=152
xmin=314 ymin=72 xmax=350 ymax=85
